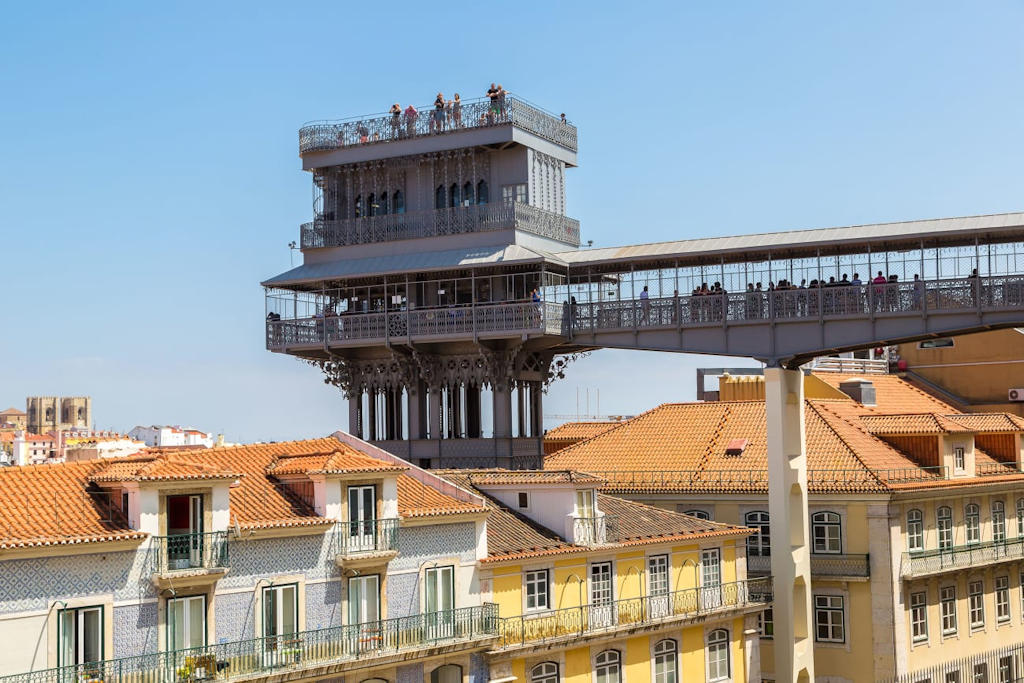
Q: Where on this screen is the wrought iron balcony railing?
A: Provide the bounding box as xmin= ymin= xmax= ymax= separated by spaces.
xmin=496 ymin=577 xmax=772 ymax=649
xmin=331 ymin=518 xmax=399 ymax=557
xmin=299 ymin=96 xmax=577 ymax=154
xmin=572 ymin=515 xmax=619 ymax=546
xmin=0 ymin=605 xmax=500 ymax=683
xmin=748 ymin=553 xmax=869 ymax=578
xmin=152 ymin=531 xmax=230 ymax=574
xmin=901 ymin=538 xmax=1024 ymax=578
xmin=880 ymin=642 xmax=1024 ymax=683
xmin=301 ymin=201 xmax=580 ymax=248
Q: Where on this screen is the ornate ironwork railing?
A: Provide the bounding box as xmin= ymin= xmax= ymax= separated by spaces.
xmin=496 ymin=577 xmax=772 ymax=649
xmin=151 ymin=531 xmax=230 ymax=574
xmin=902 ymin=538 xmax=1024 ymax=578
xmin=881 ymin=642 xmax=1024 ymax=683
xmin=748 ymin=553 xmax=869 ymax=577
xmin=0 ymin=605 xmax=500 ymax=683
xmin=330 ymin=518 xmax=399 ymax=557
xmin=572 ymin=515 xmax=619 ymax=545
xmin=301 ymin=201 xmax=580 ymax=248
xmin=977 ymin=461 xmax=1020 ymax=476
xmin=299 ymin=96 xmax=577 ymax=154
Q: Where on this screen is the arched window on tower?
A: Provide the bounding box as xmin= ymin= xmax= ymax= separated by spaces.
xmin=393 ymin=190 xmax=405 ymax=214
xmin=380 ymin=192 xmax=389 ymax=215
xmin=477 ymin=179 xmax=489 ymax=204
xmin=367 ymin=193 xmax=377 ymax=217
xmin=462 ymin=181 xmax=473 ymax=207
xmin=354 ymin=195 xmax=364 ymax=219
xmin=449 ymin=183 xmax=460 ymax=208
xmin=435 ymin=185 xmax=445 ymax=209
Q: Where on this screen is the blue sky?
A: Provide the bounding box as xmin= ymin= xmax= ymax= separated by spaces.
xmin=2 ymin=2 xmax=1022 ymax=441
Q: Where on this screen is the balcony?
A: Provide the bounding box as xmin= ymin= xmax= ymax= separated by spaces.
xmin=331 ymin=518 xmax=400 ymax=569
xmin=299 ymin=96 xmax=577 ymax=154
xmin=901 ymin=538 xmax=1024 ymax=579
xmin=301 ymin=201 xmax=581 ymax=249
xmin=572 ymin=515 xmax=619 ymax=546
xmin=747 ymin=553 xmax=870 ymax=580
xmin=0 ymin=605 xmax=500 ymax=683
xmin=495 ymin=577 xmax=772 ymax=652
xmin=266 ymin=301 xmax=564 ymax=351
xmin=150 ymin=532 xmax=229 ymax=588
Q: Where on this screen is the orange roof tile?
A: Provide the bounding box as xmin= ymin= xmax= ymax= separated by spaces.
xmin=859 ymin=413 xmax=974 ymax=435
xmin=0 ymin=408 xmax=26 ymax=416
xmin=90 ymin=456 xmax=241 ymax=482
xmin=545 ymin=421 xmax=622 ymax=442
xmin=812 ymin=372 xmax=958 ymax=412
xmin=268 ymin=448 xmax=407 ymax=476
xmin=464 ymin=470 xmax=605 ymax=486
xmin=397 ymin=474 xmax=487 ymax=518
xmin=945 ymin=413 xmax=1024 ymax=432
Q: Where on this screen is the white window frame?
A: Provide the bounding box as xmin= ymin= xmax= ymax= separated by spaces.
xmin=58 ymin=605 xmax=104 ymax=666
xmin=1017 ymin=499 xmax=1024 ymax=537
xmin=653 ymin=638 xmax=678 ymax=683
xmin=941 ymin=585 xmax=958 ymax=636
xmin=814 ymin=594 xmax=845 ymax=643
xmin=811 ymin=511 xmax=842 ymax=554
xmin=595 ymin=649 xmax=621 ymax=683
xmin=969 ymin=580 xmax=985 ymax=630
xmin=525 ymin=569 xmax=550 ymax=611
xmin=954 ymin=446 xmax=966 ymax=471
xmin=262 ymin=583 xmax=298 ymax=640
xmin=530 ymin=661 xmax=559 ymax=683
xmin=683 ymin=509 xmax=712 ymax=521
xmin=965 ymin=504 xmax=980 ymax=544
xmin=745 ymin=510 xmax=770 ymax=557
xmin=910 ymin=591 xmax=928 ymax=643
xmin=759 ymin=608 xmax=774 ymax=640
xmin=937 ymin=507 xmax=953 ymax=550
xmin=907 ymin=509 xmax=924 ymax=551
xmin=706 ymin=628 xmax=731 ymax=682
xmin=995 ymin=575 xmax=1010 ymax=623
xmin=993 ymin=501 xmax=1006 ymax=542
xmin=167 ymin=594 xmax=206 ymax=650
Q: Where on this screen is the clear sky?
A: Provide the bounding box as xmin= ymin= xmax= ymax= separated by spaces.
xmin=2 ymin=2 xmax=1022 ymax=441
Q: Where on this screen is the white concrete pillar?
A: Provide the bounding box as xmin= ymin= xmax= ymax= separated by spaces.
xmin=764 ymin=367 xmax=814 ymax=683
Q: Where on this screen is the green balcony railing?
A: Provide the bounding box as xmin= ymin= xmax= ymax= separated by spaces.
xmin=152 ymin=532 xmax=230 ymax=574
xmin=330 ymin=518 xmax=399 ymax=557
xmin=496 ymin=577 xmax=772 ymax=649
xmin=0 ymin=605 xmax=500 ymax=683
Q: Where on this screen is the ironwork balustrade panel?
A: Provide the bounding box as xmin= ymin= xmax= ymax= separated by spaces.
xmin=331 ymin=518 xmax=400 ymax=556
xmin=152 ymin=531 xmax=230 ymax=573
xmin=903 ymin=538 xmax=1024 ymax=577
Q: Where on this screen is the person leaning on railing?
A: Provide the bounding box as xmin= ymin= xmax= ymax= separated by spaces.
xmin=389 ymin=103 xmax=401 ymax=138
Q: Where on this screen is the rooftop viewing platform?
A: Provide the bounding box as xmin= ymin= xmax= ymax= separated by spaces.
xmin=299 ymin=94 xmax=578 ymax=158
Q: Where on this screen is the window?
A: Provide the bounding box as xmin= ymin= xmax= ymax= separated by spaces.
xmin=58 ymin=606 xmax=103 ymax=666
xmin=683 ymin=509 xmax=711 ymax=521
xmin=954 ymin=447 xmax=966 ymax=471
xmin=814 ymin=595 xmax=845 ymax=643
xmin=393 ymin=189 xmax=405 ymax=214
xmin=349 ymin=575 xmax=380 ymax=625
xmin=367 ymin=193 xmax=377 ymax=216
xmin=501 ymin=183 xmax=527 ymax=204
xmin=476 ymin=180 xmax=489 ymax=204
xmin=759 ymin=608 xmax=774 ymax=639
xmin=462 ymin=181 xmax=473 ymax=206
xmin=355 ymin=194 xmax=364 ymax=218
xmin=745 ymin=511 xmax=770 ymax=556
xmin=996 ymin=576 xmax=1010 ymax=622
xmin=1017 ymin=499 xmax=1024 ymax=537
xmin=263 ymin=584 xmax=298 ymax=640
xmin=531 ymin=662 xmax=558 ymax=683
xmin=517 ymin=492 xmax=529 ymax=509
xmin=946 ymin=673 xmax=962 ymax=683
xmin=966 ymin=504 xmax=980 ymax=544
xmin=448 ymin=183 xmax=460 ymax=208
xmin=167 ymin=595 xmax=206 ymax=649
xmin=595 ymin=649 xmax=621 ymax=683
xmin=812 ymin=511 xmax=842 ymax=554
xmin=701 ymin=548 xmax=723 ymax=608
xmin=707 ymin=629 xmax=730 ymax=681
xmin=430 ymin=664 xmax=462 ymax=683
xmin=908 ymin=509 xmax=924 ymax=551
xmin=973 ymin=664 xmax=988 ymax=683
xmin=993 ymin=501 xmax=1006 ymax=542
xmin=434 ymin=185 xmax=445 ymax=209
xmin=575 ymin=489 xmax=595 ymax=517
xmin=425 ymin=565 xmax=454 ymax=613
xmin=653 ymin=639 xmax=678 ymax=683
xmin=969 ymin=580 xmax=985 ymax=629
xmin=941 ymin=586 xmax=958 ymax=635
xmin=911 ymin=592 xmax=928 ymax=643
xmin=999 ymin=655 xmax=1015 ymax=683
xmin=525 ymin=569 xmax=549 ymax=611
xmin=648 ymin=554 xmax=670 ymax=618
xmin=919 ymin=338 xmax=955 ymax=349
xmin=938 ymin=507 xmax=953 ymax=550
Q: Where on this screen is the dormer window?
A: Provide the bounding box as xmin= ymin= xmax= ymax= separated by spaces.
xmin=517 ymin=492 xmax=529 ymax=509
xmin=575 ymin=489 xmax=595 ymax=518
xmin=954 ymin=447 xmax=966 ymax=471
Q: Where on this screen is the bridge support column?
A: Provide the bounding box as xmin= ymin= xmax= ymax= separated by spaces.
xmin=765 ymin=367 xmax=814 ymax=683
xmin=348 ymin=393 xmax=362 ymax=439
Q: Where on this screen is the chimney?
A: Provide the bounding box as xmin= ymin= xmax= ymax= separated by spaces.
xmin=12 ymin=430 xmax=27 ymax=467
xmin=216 ymin=433 xmax=225 ymax=447
xmin=838 ymin=378 xmax=876 ymax=406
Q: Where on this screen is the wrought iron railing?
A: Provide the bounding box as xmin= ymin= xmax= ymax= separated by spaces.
xmin=151 ymin=531 xmax=230 ymax=573
xmin=496 ymin=577 xmax=772 ymax=649
xmin=572 ymin=515 xmax=619 ymax=545
xmin=299 ymin=96 xmax=577 ymax=154
xmin=748 ymin=553 xmax=869 ymax=577
xmin=300 ymin=201 xmax=580 ymax=248
xmin=0 ymin=605 xmax=500 ymax=683
xmin=902 ymin=537 xmax=1024 ymax=577
xmin=977 ymin=461 xmax=1021 ymax=476
xmin=330 ymin=518 xmax=399 ymax=556
xmin=881 ymin=642 xmax=1024 ymax=683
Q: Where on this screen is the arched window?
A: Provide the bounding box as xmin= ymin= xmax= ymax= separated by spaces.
xmin=965 ymin=504 xmax=980 ymax=543
xmin=937 ymin=506 xmax=953 ymax=549
xmin=595 ymin=650 xmax=621 ymax=683
xmin=435 ymin=185 xmax=445 ymax=209
xmin=477 ymin=179 xmax=489 ymax=204
xmin=811 ymin=511 xmax=841 ymax=554
xmin=684 ymin=509 xmax=711 ymax=521
xmin=393 ymin=190 xmax=405 ymax=214
xmin=429 ymin=664 xmax=462 ymax=683
xmin=449 ymin=183 xmax=460 ymax=208
xmin=993 ymin=500 xmax=1007 ymax=542
xmin=462 ymin=181 xmax=473 ymax=207
xmin=379 ymin=191 xmax=389 ymax=215
xmin=45 ymin=407 xmax=54 ymax=421
xmin=907 ymin=509 xmax=923 ymax=551
xmin=77 ymin=407 xmax=84 ymax=420
xmin=745 ymin=511 xmax=770 ymax=557
xmin=367 ymin=193 xmax=377 ymax=217
xmin=530 ymin=662 xmax=558 ymax=683
xmin=707 ymin=629 xmax=730 ymax=681
xmin=354 ymin=195 xmax=364 ymax=218
xmin=653 ymin=639 xmax=678 ymax=683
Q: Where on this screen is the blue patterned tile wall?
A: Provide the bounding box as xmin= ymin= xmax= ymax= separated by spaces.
xmin=305 ymin=579 xmax=342 ymax=630
xmin=386 ymin=572 xmax=419 ymax=619
xmin=112 ymin=603 xmax=157 ymax=657
xmin=220 ymin=533 xmax=334 ymax=590
xmin=396 ymin=663 xmax=423 ymax=683
xmin=391 ymin=523 xmax=476 ymax=573
xmin=215 ymin=592 xmax=255 ymax=643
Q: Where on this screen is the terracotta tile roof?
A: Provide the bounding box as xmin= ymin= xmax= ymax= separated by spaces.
xmin=464 ymin=470 xmax=605 ymax=486
xmin=267 ymin=448 xmax=407 ymax=476
xmin=945 ymin=413 xmax=1024 ymax=432
xmin=0 ymin=462 xmax=143 ymax=549
xmin=859 ymin=413 xmax=974 ymax=435
xmin=90 ymin=456 xmax=241 ymax=482
xmin=545 ymin=421 xmax=622 ymax=442
xmin=435 ymin=470 xmax=748 ymax=563
xmin=0 ymin=408 xmax=26 ymax=416
xmin=812 ymin=372 xmax=958 ymax=412
xmin=397 ymin=474 xmax=487 ymax=518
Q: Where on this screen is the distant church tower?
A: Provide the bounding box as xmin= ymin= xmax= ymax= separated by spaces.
xmin=26 ymin=396 xmax=91 ymax=433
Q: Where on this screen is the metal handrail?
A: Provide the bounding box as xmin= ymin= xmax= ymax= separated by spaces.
xmin=902 ymin=537 xmax=1024 ymax=577
xmin=0 ymin=604 xmax=500 ymax=683
xmin=331 ymin=518 xmax=399 ymax=556
xmin=299 ymin=95 xmax=577 ymax=154
xmin=496 ymin=577 xmax=772 ymax=649
xmin=151 ymin=531 xmax=230 ymax=573
xmin=746 ymin=553 xmax=870 ymax=577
